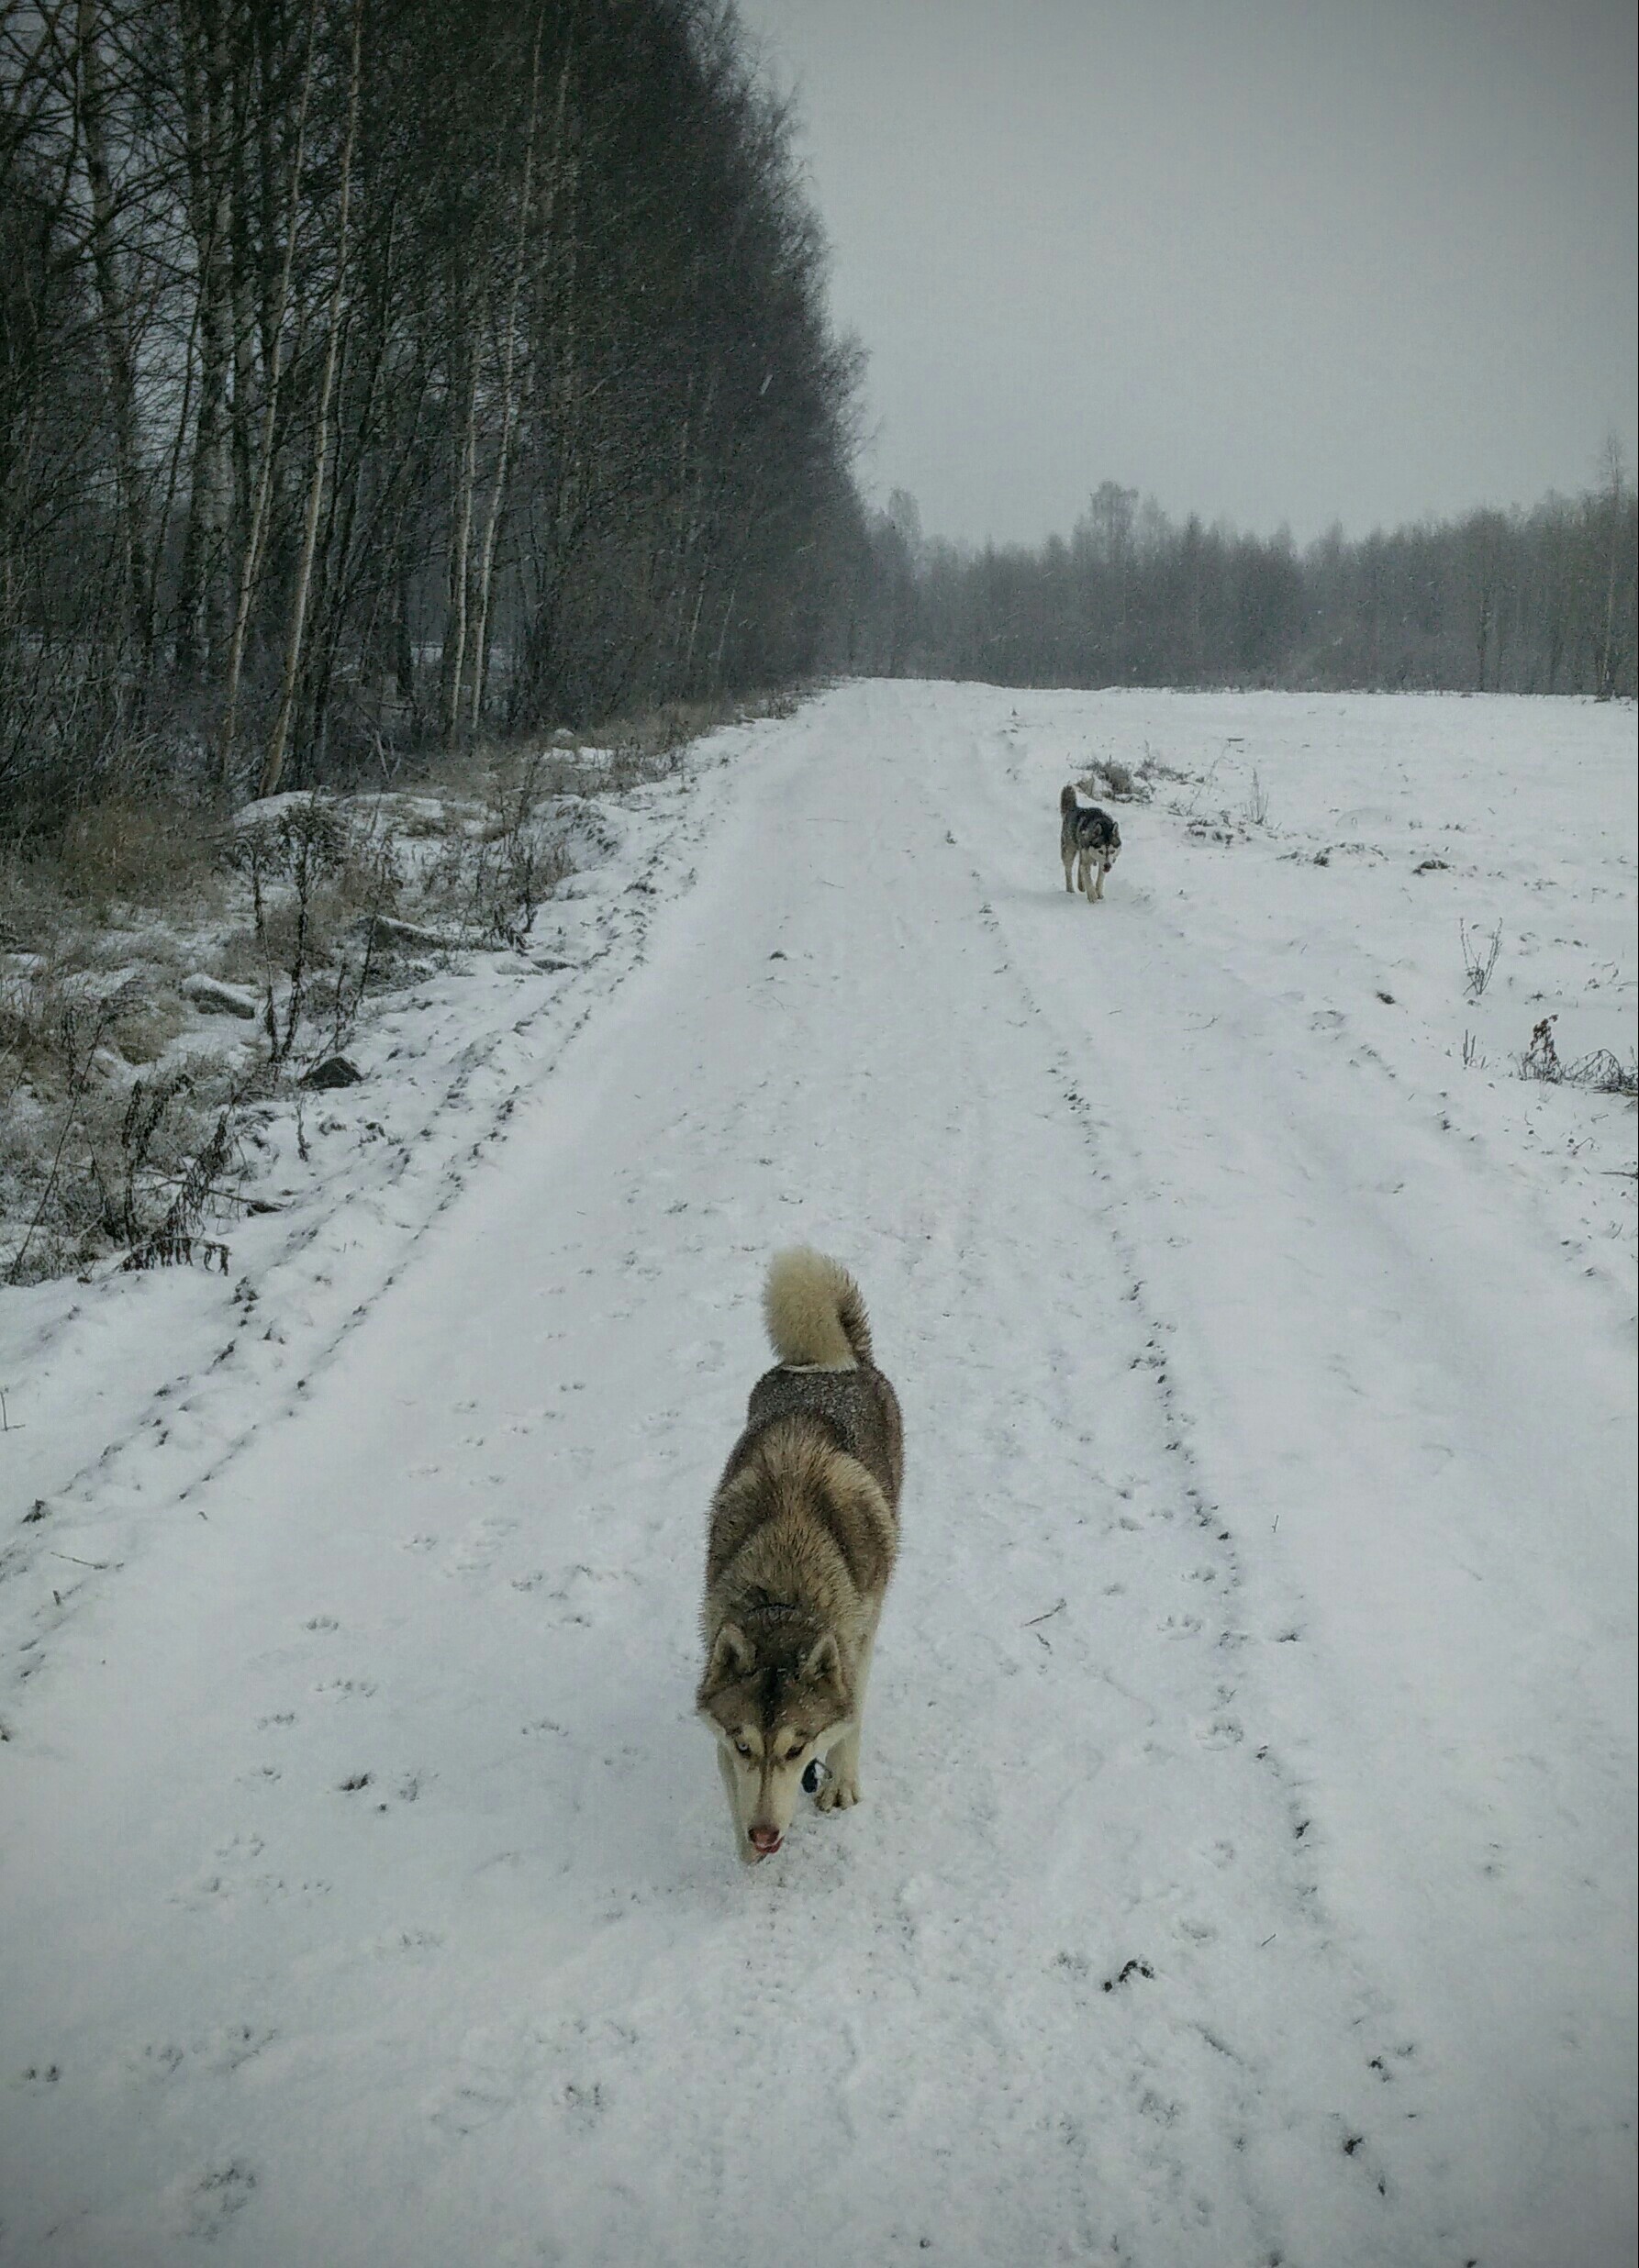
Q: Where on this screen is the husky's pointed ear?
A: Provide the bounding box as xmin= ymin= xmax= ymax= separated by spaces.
xmin=797 ymin=1630 xmax=841 ymax=1685
xmin=702 ymin=1622 xmax=754 ymax=1695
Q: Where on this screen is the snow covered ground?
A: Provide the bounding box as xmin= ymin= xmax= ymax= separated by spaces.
xmin=1 ymin=683 xmax=1633 ymax=2268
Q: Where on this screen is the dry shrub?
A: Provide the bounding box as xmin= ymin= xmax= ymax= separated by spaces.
xmin=418 ymin=751 xmax=570 ymax=947
xmin=227 ymin=796 xmax=363 ymax=1058
xmin=256 ymin=882 xmax=349 ymax=974
xmin=54 ymin=795 xmax=223 ymax=914
xmin=1079 ymin=756 xmax=1153 ymax=805
xmin=598 ymin=695 xmax=749 ymax=789
xmin=98 ymin=995 xmax=190 ymax=1066
xmin=1 ymin=962 xmax=165 ymax=1102
xmin=1461 ymin=919 xmax=1502 ymax=1000
xmin=1519 ymin=1016 xmax=1638 ymax=1097
xmin=1 ymin=996 xmax=246 ymax=1284
xmin=4 ymin=686 xmax=772 ymax=1282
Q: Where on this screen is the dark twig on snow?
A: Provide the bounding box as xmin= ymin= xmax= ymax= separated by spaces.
xmin=1460 ymin=918 xmax=1502 ymax=1000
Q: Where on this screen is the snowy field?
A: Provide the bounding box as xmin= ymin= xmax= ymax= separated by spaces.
xmin=1 ymin=683 xmax=1634 ymax=2268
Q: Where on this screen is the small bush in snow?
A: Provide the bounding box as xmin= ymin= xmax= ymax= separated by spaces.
xmin=1460 ymin=919 xmax=1502 ymax=1000
xmin=418 ymin=752 xmax=568 ymax=950
xmin=1077 ymin=757 xmax=1152 ymax=805
xmin=1518 ymin=1016 xmax=1638 ymax=1098
xmin=1 ymin=976 xmax=248 ymax=1285
xmin=57 ymin=792 xmax=221 ymax=913
xmin=229 ymin=795 xmax=356 ymax=1062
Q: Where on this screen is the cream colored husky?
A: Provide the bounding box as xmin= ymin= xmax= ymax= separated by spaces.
xmin=697 ymin=1248 xmax=903 ymax=1864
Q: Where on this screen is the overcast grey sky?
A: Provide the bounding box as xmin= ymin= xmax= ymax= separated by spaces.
xmin=733 ymin=0 xmax=1638 ymax=547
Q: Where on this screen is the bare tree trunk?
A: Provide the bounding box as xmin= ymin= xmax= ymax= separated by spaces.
xmin=439 ymin=311 xmax=482 ymax=751
xmin=1594 ymin=436 xmax=1629 ymax=700
xmin=76 ymin=0 xmax=151 ymax=673
xmin=229 ymin=173 xmax=258 ymax=585
xmin=395 ymin=554 xmax=416 ymax=717
xmin=466 ymin=13 xmax=559 ymax=738
xmin=515 ymin=114 xmax=583 ymax=723
xmin=217 ymin=0 xmax=319 ymax=785
xmin=176 ymin=0 xmax=236 ymax=679
xmin=1476 ymin=586 xmax=1490 ymax=691
xmin=302 ymin=200 xmax=401 ymax=762
xmin=261 ymin=0 xmax=362 ymax=799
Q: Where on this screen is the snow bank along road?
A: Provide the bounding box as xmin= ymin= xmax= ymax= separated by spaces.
xmin=2 ymin=683 xmax=1634 ymax=2268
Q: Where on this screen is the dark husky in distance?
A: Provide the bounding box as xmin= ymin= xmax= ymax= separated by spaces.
xmin=1060 ymin=783 xmax=1121 ymax=902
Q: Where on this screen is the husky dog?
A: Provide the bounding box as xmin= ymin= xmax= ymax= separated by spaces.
xmin=1060 ymin=783 xmax=1121 ymax=902
xmin=697 ymin=1248 xmax=903 ymax=1864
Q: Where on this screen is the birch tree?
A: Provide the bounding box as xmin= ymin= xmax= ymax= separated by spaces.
xmin=259 ymin=0 xmax=361 ymax=796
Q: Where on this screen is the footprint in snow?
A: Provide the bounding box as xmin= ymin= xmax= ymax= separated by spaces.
xmin=170 ymin=2162 xmax=257 ymax=2240
xmin=427 ymin=2029 xmax=543 ymax=2139
xmin=363 ymin=1926 xmax=445 ymax=1959
xmin=200 ymin=2023 xmax=275 ymax=2075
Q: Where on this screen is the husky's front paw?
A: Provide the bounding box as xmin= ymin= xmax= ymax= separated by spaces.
xmin=816 ymin=1772 xmax=860 ymax=1812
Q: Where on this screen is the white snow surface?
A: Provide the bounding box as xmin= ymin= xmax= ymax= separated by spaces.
xmin=2 ymin=683 xmax=1634 ymax=2268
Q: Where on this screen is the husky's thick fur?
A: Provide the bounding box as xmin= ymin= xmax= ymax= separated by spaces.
xmin=697 ymin=1248 xmax=903 ymax=1863
xmin=1060 ymin=782 xmax=1121 ymax=901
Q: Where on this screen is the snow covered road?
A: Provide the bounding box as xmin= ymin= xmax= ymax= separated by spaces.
xmin=3 ymin=683 xmax=1634 ymax=2267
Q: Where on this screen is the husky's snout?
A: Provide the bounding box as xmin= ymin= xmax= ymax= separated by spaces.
xmin=748 ymin=1825 xmax=783 ymax=1857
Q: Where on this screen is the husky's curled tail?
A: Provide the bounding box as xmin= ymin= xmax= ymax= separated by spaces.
xmin=763 ymin=1245 xmax=875 ymax=1369
xmin=1060 ymin=782 xmax=1079 ymax=818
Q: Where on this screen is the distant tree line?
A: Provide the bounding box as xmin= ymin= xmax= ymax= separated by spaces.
xmin=1 ymin=0 xmax=864 ymax=835
xmin=851 ymin=452 xmax=1638 ymax=700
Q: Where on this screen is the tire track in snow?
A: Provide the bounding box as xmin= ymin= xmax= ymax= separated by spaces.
xmin=943 ymin=823 xmax=1442 ymax=2266
xmin=938 ymin=685 xmax=1633 ymax=2267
